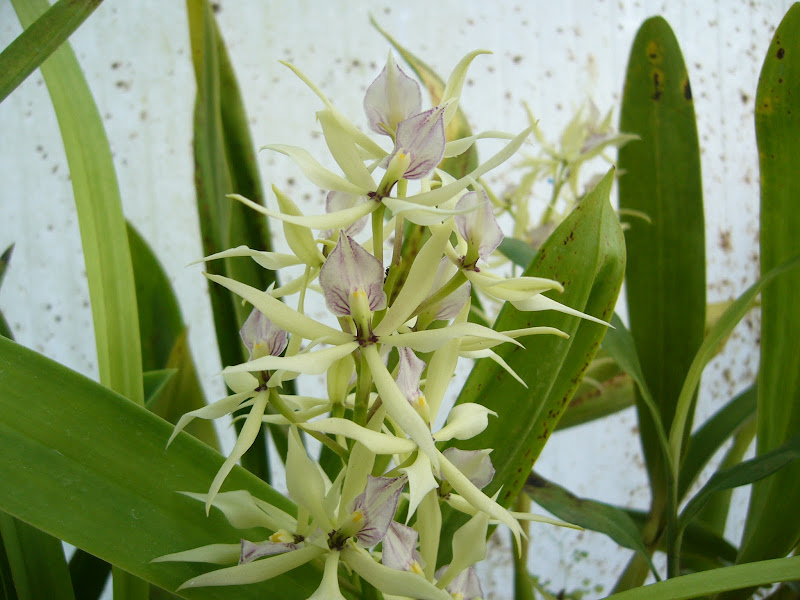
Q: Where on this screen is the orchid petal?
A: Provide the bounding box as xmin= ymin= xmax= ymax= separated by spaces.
xmin=455 ymin=190 xmax=504 ymax=261
xmin=441 ymin=448 xmax=495 ymax=489
xmin=300 ymin=418 xmax=417 ymax=455
xmin=364 ymin=52 xmax=422 ymax=136
xmin=363 ymin=345 xmax=439 ymax=471
xmin=240 ymin=307 xmax=288 ymax=360
xmin=441 ymin=50 xmax=492 ymax=126
xmin=177 ymin=544 xmax=325 ymax=590
xmin=458 ymin=326 xmax=568 ymax=352
xmin=180 ymin=490 xmax=296 ymax=532
xmin=380 ymin=323 xmax=520 ymax=354
xmin=349 ymin=475 xmax=407 ymax=548
xmin=319 ymin=234 xmax=386 ymax=317
xmin=382 ymin=522 xmax=424 ymax=574
xmin=374 ymin=225 xmax=450 ymax=337
xmin=342 ymin=544 xmax=452 ymax=600
xmin=206 ymin=273 xmax=352 ymax=344
xmin=223 ymin=370 xmax=260 ymax=394
xmin=511 ymin=293 xmax=611 ymax=327
xmin=223 ymin=341 xmax=359 ymax=377
xmin=464 ymin=269 xmax=563 ymax=301
xmin=193 ymin=245 xmax=303 ymax=270
xmin=391 ymin=106 xmax=446 ymax=180
xmin=318 ymin=109 xmax=377 ymax=190
xmin=152 ymin=543 xmax=241 ymax=565
xmin=381 ymin=197 xmax=471 ymax=226
xmin=400 ymin=452 xmax=439 ymax=521
xmin=443 ymin=130 xmax=516 ymax=158
xmin=262 ymin=144 xmax=371 ymax=195
xmin=240 ymin=538 xmax=301 ymax=564
xmin=437 ymin=449 xmax=522 ymax=547
xmin=167 ymin=391 xmax=252 ymax=447
xmin=433 ymin=404 xmax=497 ymax=442
xmin=324 ymin=191 xmax=369 ymax=237
xmin=205 ymin=391 xmax=269 ymax=514
xmin=230 ymin=192 xmax=378 ymax=231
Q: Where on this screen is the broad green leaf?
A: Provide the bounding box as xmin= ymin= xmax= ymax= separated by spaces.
xmin=10 ymin=0 xmax=146 ymax=595
xmin=618 ymin=16 xmax=706 ymax=505
xmin=603 ymin=555 xmax=800 ymax=600
xmin=679 ymin=433 xmax=800 ymax=535
xmin=557 ymin=353 xmax=634 ymax=430
xmin=0 ymin=0 xmax=102 ymax=103
xmin=734 ymin=2 xmax=800 ymax=583
xmin=438 ymin=169 xmax=625 ymax=565
xmin=186 ymin=0 xmax=276 ymax=480
xmin=69 ymin=549 xmax=110 ymax=600
xmin=370 ymin=16 xmax=479 ymax=178
xmin=0 ymin=512 xmax=75 ymax=600
xmin=0 ymin=336 xmax=319 ymax=599
xmin=525 ymin=473 xmax=659 ymax=578
xmin=678 ymin=385 xmax=757 ymax=500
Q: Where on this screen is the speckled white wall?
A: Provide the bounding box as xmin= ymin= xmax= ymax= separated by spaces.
xmin=0 ymin=1 xmax=792 ymax=597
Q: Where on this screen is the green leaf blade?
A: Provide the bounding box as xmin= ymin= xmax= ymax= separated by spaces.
xmin=618 ymin=16 xmax=706 ymax=501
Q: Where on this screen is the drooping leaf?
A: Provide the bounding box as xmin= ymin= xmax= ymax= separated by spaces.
xmin=0 ymin=336 xmax=319 ymax=599
xmin=143 ymin=369 xmax=178 ymax=407
xmin=525 ymin=473 xmax=658 ymax=578
xmin=438 ymin=169 xmax=625 ymax=565
xmin=0 ymin=0 xmax=102 ymax=103
xmin=618 ymin=16 xmax=706 ymax=506
xmin=733 ymin=3 xmax=800 ymax=585
xmin=679 ymin=433 xmax=800 ymax=535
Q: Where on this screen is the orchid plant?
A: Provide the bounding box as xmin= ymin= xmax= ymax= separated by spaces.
xmin=2 ymin=2 xmax=800 ymax=600
xmin=155 ymin=52 xmax=599 ymax=598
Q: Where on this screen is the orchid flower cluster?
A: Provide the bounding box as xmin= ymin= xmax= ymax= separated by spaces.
xmin=157 ymin=51 xmax=601 ymax=599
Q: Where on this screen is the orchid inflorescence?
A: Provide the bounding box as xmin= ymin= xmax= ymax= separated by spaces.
xmin=157 ymin=49 xmax=603 ymax=599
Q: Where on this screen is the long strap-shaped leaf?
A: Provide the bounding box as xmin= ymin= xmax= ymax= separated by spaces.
xmin=722 ymin=7 xmax=800 ymax=599
xmin=437 ymin=169 xmax=625 ymax=566
xmin=0 ymin=0 xmax=102 ymax=102
xmin=0 ymin=336 xmax=319 ymax=599
xmin=9 ymin=0 xmax=146 ymax=596
xmin=618 ymin=16 xmax=705 ymax=511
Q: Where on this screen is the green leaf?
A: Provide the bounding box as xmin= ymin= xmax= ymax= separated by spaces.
xmin=0 ymin=245 xmax=14 ymax=340
xmin=438 ymin=169 xmax=625 ymax=565
xmin=370 ymin=16 xmax=479 ymax=179
xmin=618 ymin=16 xmax=706 ymax=504
xmin=186 ymin=0 xmax=276 ymax=480
xmin=678 ymin=386 xmax=757 ymax=500
xmin=0 ymin=0 xmax=102 ymax=103
xmin=525 ymin=473 xmax=659 ymax=578
xmin=0 ymin=336 xmax=319 ymax=599
xmin=127 ymin=223 xmax=184 ymax=373
xmin=603 ymin=555 xmax=800 ymax=600
xmin=0 ymin=512 xmax=75 ymax=600
xmin=679 ymin=433 xmax=800 ymax=535
xmin=10 ymin=0 xmax=146 ymax=594
xmin=735 ymin=1 xmax=800 ymax=579
xmin=68 ymin=549 xmax=110 ymax=600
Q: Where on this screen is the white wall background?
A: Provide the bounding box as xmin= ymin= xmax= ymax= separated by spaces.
xmin=0 ymin=1 xmax=791 ymax=597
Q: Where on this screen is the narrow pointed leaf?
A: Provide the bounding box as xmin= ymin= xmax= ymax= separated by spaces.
xmin=0 ymin=0 xmax=102 ymax=102
xmin=734 ymin=2 xmax=800 ymax=580
xmin=68 ymin=549 xmax=110 ymax=600
xmin=556 ymin=355 xmax=634 ymax=430
xmin=438 ymin=169 xmax=625 ymax=564
xmin=618 ymin=16 xmax=705 ymax=502
xmin=0 ymin=336 xmax=319 ymax=599
xmin=525 ymin=473 xmax=658 ymax=578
